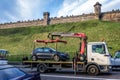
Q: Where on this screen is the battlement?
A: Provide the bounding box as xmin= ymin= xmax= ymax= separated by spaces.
xmin=0 ymin=2 xmax=120 ymax=29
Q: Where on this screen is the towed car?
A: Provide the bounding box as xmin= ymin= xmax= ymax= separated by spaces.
xmin=0 ymin=65 xmax=41 ymax=80
xmin=31 ymin=47 xmax=69 ymax=61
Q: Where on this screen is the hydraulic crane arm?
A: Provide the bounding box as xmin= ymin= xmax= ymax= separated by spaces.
xmin=48 ymin=32 xmax=87 ymax=55
xmin=34 ymin=39 xmax=67 ymax=44
xmin=48 ymin=33 xmax=87 ymax=39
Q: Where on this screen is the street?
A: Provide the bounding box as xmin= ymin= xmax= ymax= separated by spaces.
xmin=40 ymin=71 xmax=120 ymax=80
xmin=19 ymin=67 xmax=120 ymax=80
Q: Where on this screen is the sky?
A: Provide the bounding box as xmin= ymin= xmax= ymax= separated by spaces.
xmin=0 ymin=0 xmax=120 ymax=23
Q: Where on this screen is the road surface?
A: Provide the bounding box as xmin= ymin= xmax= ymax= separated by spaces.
xmin=19 ymin=67 xmax=120 ymax=80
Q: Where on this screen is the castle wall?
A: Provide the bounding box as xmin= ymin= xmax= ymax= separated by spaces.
xmin=102 ymin=11 xmax=120 ymax=21
xmin=0 ymin=13 xmax=96 ymax=29
xmin=50 ymin=14 xmax=95 ymax=25
xmin=0 ymin=10 xmax=120 ymax=29
xmin=0 ymin=19 xmax=44 ymax=29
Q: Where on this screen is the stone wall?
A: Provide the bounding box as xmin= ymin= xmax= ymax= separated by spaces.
xmin=0 ymin=19 xmax=44 ymax=29
xmin=0 ymin=2 xmax=120 ymax=29
xmin=50 ymin=13 xmax=95 ymax=25
xmin=0 ymin=11 xmax=120 ymax=29
xmin=102 ymin=11 xmax=120 ymax=21
xmin=0 ymin=13 xmax=97 ymax=29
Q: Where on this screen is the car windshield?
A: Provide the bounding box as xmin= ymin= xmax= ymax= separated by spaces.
xmin=0 ymin=68 xmax=26 ymax=80
xmin=115 ymin=52 xmax=120 ymax=58
xmin=0 ymin=50 xmax=8 ymax=55
xmin=0 ymin=50 xmax=8 ymax=59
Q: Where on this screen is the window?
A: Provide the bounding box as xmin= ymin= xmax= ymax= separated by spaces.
xmin=92 ymin=44 xmax=105 ymax=54
xmin=0 ymin=50 xmax=8 ymax=58
xmin=44 ymin=48 xmax=50 ymax=53
xmin=115 ymin=52 xmax=120 ymax=58
xmin=35 ymin=48 xmax=43 ymax=53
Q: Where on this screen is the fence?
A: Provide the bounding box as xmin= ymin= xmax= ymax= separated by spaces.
xmin=6 ymin=52 xmax=78 ymax=61
xmin=6 ymin=54 xmax=31 ymax=61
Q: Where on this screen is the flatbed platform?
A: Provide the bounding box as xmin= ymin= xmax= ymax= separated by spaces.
xmin=23 ymin=60 xmax=85 ymax=64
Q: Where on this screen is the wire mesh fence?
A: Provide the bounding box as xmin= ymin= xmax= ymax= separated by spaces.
xmin=6 ymin=52 xmax=77 ymax=61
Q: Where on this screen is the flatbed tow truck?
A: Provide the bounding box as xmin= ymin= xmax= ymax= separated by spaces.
xmin=23 ymin=32 xmax=112 ymax=75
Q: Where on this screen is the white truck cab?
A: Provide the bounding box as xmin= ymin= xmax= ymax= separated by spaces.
xmin=87 ymin=42 xmax=112 ymax=72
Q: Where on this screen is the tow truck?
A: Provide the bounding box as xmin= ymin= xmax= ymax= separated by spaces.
xmin=23 ymin=32 xmax=112 ymax=75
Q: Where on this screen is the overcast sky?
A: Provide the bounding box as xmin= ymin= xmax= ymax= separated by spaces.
xmin=0 ymin=0 xmax=120 ymax=23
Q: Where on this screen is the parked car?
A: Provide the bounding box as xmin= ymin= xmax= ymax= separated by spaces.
xmin=0 ymin=49 xmax=8 ymax=58
xmin=0 ymin=59 xmax=8 ymax=64
xmin=0 ymin=49 xmax=8 ymax=64
xmin=111 ymin=50 xmax=120 ymax=68
xmin=0 ymin=65 xmax=41 ymax=80
xmin=31 ymin=47 xmax=69 ymax=61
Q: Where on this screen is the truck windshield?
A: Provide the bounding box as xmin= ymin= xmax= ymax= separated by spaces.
xmin=92 ymin=44 xmax=105 ymax=54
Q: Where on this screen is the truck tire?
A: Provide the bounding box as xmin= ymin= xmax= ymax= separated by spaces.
xmin=87 ymin=65 xmax=99 ymax=76
xmin=37 ymin=64 xmax=47 ymax=73
xmin=54 ymin=55 xmax=60 ymax=61
xmin=32 ymin=55 xmax=37 ymax=61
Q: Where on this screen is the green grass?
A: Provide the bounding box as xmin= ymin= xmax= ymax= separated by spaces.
xmin=0 ymin=20 xmax=120 ymax=61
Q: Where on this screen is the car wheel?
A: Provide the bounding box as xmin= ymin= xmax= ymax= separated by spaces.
xmin=87 ymin=65 xmax=99 ymax=76
xmin=54 ymin=55 xmax=60 ymax=61
xmin=32 ymin=55 xmax=37 ymax=61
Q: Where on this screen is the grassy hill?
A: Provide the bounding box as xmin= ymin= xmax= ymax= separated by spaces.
xmin=0 ymin=20 xmax=120 ymax=60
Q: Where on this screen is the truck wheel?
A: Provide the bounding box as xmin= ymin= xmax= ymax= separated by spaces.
xmin=37 ymin=64 xmax=47 ymax=73
xmin=54 ymin=55 xmax=60 ymax=61
xmin=32 ymin=56 xmax=37 ymax=61
xmin=87 ymin=65 xmax=99 ymax=76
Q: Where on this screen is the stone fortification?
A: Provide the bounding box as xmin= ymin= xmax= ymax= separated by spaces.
xmin=0 ymin=2 xmax=120 ymax=29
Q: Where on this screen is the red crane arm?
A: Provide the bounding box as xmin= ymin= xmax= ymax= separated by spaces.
xmin=34 ymin=39 xmax=67 ymax=44
xmin=48 ymin=32 xmax=87 ymax=55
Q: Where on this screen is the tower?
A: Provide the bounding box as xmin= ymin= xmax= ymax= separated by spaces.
xmin=94 ymin=2 xmax=102 ymax=19
xmin=43 ymin=12 xmax=50 ymax=25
